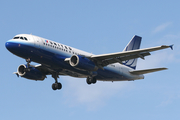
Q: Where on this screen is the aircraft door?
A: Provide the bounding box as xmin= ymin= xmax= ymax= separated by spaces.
xmin=34 ymin=36 xmax=41 ymax=48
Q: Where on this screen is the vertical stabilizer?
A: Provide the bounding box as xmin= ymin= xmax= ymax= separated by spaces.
xmin=123 ymin=35 xmax=142 ymax=69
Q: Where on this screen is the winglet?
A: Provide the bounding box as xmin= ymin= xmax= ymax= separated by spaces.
xmin=169 ymin=44 xmax=174 ymax=50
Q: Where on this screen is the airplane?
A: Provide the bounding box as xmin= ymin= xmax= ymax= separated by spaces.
xmin=5 ymin=34 xmax=173 ymax=90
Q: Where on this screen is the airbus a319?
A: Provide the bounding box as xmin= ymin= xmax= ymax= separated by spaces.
xmin=5 ymin=34 xmax=173 ymax=90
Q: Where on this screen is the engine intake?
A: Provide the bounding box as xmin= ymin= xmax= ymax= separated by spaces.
xmin=69 ymin=55 xmax=98 ymax=71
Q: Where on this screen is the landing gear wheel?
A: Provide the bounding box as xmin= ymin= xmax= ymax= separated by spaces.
xmin=91 ymin=77 xmax=97 ymax=84
xmin=52 ymin=83 xmax=62 ymax=90
xmin=56 ymin=83 xmax=62 ymax=90
xmin=86 ymin=77 xmax=97 ymax=85
xmin=52 ymin=83 xmax=57 ymax=90
xmin=86 ymin=77 xmax=91 ymax=85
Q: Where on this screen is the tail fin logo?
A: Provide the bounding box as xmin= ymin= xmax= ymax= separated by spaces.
xmin=123 ymin=35 xmax=142 ymax=69
xmin=123 ymin=59 xmax=137 ymax=69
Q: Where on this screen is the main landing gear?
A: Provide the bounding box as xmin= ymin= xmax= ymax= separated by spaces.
xmin=25 ymin=58 xmax=62 ymax=91
xmin=86 ymin=77 xmax=97 ymax=85
xmin=52 ymin=73 xmax=62 ymax=90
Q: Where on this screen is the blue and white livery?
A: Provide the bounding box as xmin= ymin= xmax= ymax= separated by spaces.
xmin=5 ymin=34 xmax=173 ymax=90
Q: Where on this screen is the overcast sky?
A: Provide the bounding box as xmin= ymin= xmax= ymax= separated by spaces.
xmin=1 ymin=0 xmax=180 ymax=120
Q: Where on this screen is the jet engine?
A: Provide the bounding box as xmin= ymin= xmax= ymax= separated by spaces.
xmin=69 ymin=55 xmax=98 ymax=71
xmin=17 ymin=64 xmax=46 ymax=80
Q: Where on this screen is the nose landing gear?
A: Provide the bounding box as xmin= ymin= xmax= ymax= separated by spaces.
xmin=24 ymin=58 xmax=31 ymax=72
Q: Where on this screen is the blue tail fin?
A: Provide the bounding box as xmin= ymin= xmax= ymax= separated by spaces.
xmin=123 ymin=35 xmax=142 ymax=69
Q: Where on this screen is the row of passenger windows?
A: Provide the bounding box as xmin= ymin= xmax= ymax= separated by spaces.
xmin=47 ymin=41 xmax=72 ymax=50
xmin=13 ymin=36 xmax=28 ymax=41
xmin=43 ymin=42 xmax=81 ymax=55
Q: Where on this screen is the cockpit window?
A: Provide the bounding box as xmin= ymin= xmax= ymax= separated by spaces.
xmin=13 ymin=37 xmax=20 ymax=39
xmin=24 ymin=37 xmax=28 ymax=40
xmin=13 ymin=36 xmax=28 ymax=41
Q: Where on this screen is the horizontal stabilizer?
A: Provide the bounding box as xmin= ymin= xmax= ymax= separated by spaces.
xmin=129 ymin=67 xmax=167 ymax=75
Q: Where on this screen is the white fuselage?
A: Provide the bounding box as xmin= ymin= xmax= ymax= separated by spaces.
xmin=6 ymin=34 xmax=144 ymax=81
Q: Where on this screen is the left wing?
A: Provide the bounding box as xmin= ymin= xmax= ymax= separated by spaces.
xmin=29 ymin=64 xmax=86 ymax=77
xmin=30 ymin=64 xmax=53 ymax=75
xmin=90 ymin=45 xmax=172 ymax=67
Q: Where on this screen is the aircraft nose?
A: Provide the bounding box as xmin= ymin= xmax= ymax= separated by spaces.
xmin=5 ymin=40 xmax=17 ymax=52
xmin=5 ymin=41 xmax=10 ymax=50
xmin=5 ymin=40 xmax=11 ymax=51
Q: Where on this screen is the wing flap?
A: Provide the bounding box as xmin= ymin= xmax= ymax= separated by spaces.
xmin=129 ymin=68 xmax=167 ymax=75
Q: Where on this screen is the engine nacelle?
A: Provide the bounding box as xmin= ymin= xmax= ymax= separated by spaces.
xmin=69 ymin=55 xmax=98 ymax=71
xmin=17 ymin=64 xmax=46 ymax=80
